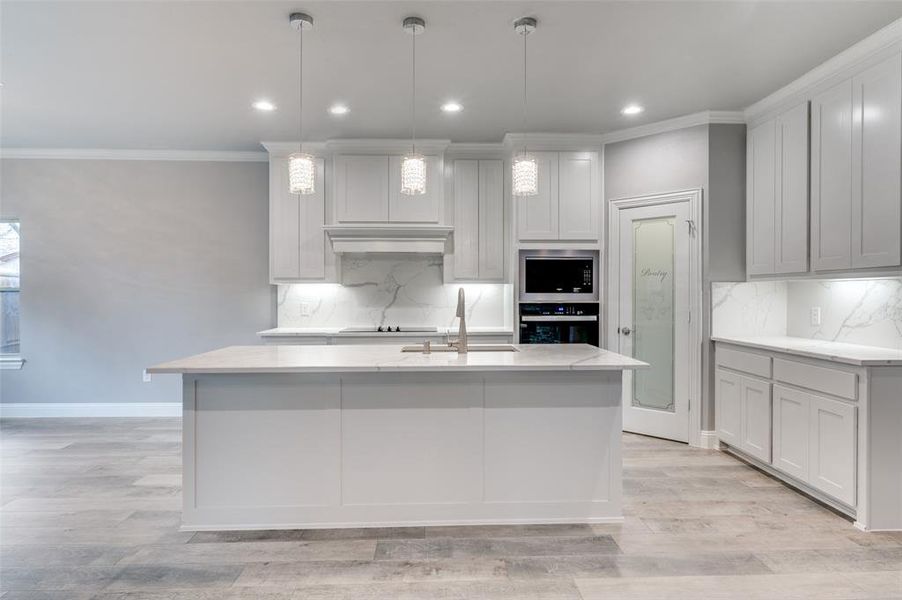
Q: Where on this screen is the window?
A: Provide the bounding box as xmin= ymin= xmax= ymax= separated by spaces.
xmin=0 ymin=221 xmax=20 ymax=356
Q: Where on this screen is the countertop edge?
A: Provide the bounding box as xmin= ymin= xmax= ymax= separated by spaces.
xmin=711 ymin=336 xmax=902 ymax=367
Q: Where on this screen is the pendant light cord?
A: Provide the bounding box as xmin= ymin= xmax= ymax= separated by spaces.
xmin=522 ymin=26 xmax=528 ymax=155
xmin=298 ymin=22 xmax=304 ymax=154
xmin=411 ymin=25 xmax=417 ymax=156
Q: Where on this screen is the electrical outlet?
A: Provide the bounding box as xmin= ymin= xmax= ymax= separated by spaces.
xmin=300 ymin=302 xmax=312 ymax=317
xmin=142 ymin=369 xmax=152 ymax=383
xmin=810 ymin=306 xmax=822 ymax=327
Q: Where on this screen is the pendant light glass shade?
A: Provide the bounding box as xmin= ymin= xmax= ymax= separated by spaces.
xmin=400 ymin=154 xmax=427 ymax=195
xmin=512 ymin=153 xmax=538 ymax=197
xmin=401 ymin=17 xmax=426 ymax=197
xmin=288 ymin=152 xmax=316 ymax=195
xmin=288 ymin=12 xmax=316 ymax=196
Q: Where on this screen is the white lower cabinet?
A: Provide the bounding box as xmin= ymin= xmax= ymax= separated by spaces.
xmin=716 ymin=367 xmax=771 ymax=463
xmin=715 ymin=368 xmax=742 ymax=447
xmin=808 ymin=394 xmax=857 ymax=507
xmin=740 ymin=377 xmax=772 ymax=463
xmin=772 ymin=384 xmax=811 ymax=481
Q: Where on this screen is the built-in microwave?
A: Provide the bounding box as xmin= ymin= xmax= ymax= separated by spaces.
xmin=518 ymin=249 xmax=599 ymax=302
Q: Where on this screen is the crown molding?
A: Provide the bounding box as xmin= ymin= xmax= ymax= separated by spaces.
xmin=445 ymin=142 xmax=506 ymax=159
xmin=503 ymin=132 xmax=604 ymax=151
xmin=598 ymin=110 xmax=745 ymax=146
xmin=324 ymin=138 xmax=451 ymax=155
xmin=0 ymin=148 xmax=268 ymax=162
xmin=744 ymin=16 xmax=902 ymax=124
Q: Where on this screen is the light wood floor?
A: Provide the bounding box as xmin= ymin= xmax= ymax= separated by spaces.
xmin=1 ymin=418 xmax=900 ymax=599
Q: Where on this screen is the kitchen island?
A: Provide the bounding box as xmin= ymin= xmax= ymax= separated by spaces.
xmin=148 ymin=344 xmax=646 ymax=531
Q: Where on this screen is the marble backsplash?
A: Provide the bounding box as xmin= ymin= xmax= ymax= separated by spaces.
xmin=712 ymin=278 xmax=902 ymax=350
xmin=278 ymin=254 xmax=512 ymax=330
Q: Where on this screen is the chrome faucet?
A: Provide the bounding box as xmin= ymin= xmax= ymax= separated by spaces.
xmin=450 ymin=287 xmax=468 ymax=353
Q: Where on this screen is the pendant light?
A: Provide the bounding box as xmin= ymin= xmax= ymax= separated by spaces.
xmin=512 ymin=17 xmax=538 ymax=197
xmin=288 ymin=12 xmax=316 ymax=195
xmin=400 ymin=16 xmax=426 ymax=196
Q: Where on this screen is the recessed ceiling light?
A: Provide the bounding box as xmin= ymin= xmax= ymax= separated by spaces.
xmin=253 ymin=100 xmax=276 ymax=112
xmin=441 ymin=101 xmax=463 ymax=113
xmin=621 ymin=104 xmax=644 ymax=116
xmin=329 ymin=104 xmax=350 ymax=115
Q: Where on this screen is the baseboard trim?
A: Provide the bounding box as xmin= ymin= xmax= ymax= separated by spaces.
xmin=0 ymin=402 xmax=181 ymax=418
xmin=698 ymin=430 xmax=720 ymax=449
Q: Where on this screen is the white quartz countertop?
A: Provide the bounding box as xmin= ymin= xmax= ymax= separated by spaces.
xmin=712 ymin=335 xmax=902 ymax=366
xmin=147 ymin=344 xmax=648 ymax=374
xmin=257 ymin=327 xmax=514 ymax=338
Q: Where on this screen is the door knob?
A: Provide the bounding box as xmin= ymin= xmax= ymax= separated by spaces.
xmin=621 ymin=327 xmax=632 ymax=336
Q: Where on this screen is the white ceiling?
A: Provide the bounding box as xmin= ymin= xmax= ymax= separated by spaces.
xmin=4 ymin=1 xmax=902 ymax=151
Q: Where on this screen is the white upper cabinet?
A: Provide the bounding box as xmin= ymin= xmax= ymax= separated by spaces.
xmin=516 ymin=151 xmax=599 ymax=241
xmin=558 ymin=152 xmax=599 ymax=240
xmin=851 ymin=52 xmax=902 ymax=269
xmin=389 ymin=155 xmax=442 ymax=223
xmin=334 ymin=154 xmax=442 ymax=224
xmin=450 ymin=159 xmax=505 ymax=281
xmin=334 ymin=155 xmax=390 ymax=223
xmin=517 ymin=152 xmax=559 ymax=240
xmin=775 ymin=102 xmax=810 ymax=274
xmin=812 ymin=51 xmax=902 ymax=272
xmin=269 ymin=156 xmax=327 ymax=282
xmin=747 ymin=101 xmax=809 ymax=276
xmin=746 ymin=119 xmax=777 ymax=274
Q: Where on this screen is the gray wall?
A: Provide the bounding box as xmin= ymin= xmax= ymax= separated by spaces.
xmin=0 ymin=159 xmax=273 ymax=405
xmin=604 ymin=123 xmax=746 ymax=435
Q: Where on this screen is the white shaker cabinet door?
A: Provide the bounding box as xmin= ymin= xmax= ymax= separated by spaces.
xmin=334 ymin=155 xmax=389 ymax=223
xmin=452 ymin=160 xmax=480 ymax=280
xmin=558 ymin=152 xmax=599 ymax=241
xmin=478 ymin=159 xmax=505 ymax=280
xmin=389 ymin=155 xmax=442 ymax=223
xmin=270 ymin=156 xmax=326 ymax=281
xmin=809 ymin=395 xmax=857 ymax=507
xmin=516 ymin=152 xmax=559 ymax=240
xmin=772 ymin=384 xmax=810 ymax=482
xmin=775 ymin=101 xmax=810 ymax=274
xmin=746 ymin=119 xmax=777 ymax=275
xmin=740 ymin=376 xmax=772 ymax=463
xmin=811 ymin=80 xmax=854 ymax=271
xmin=851 ymin=52 xmax=902 ymax=269
xmin=715 ymin=368 xmax=742 ymax=447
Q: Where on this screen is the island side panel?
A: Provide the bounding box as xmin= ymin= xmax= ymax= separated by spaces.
xmin=181 ymin=370 xmax=624 ymax=530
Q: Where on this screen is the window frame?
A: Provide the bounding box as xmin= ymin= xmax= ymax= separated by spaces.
xmin=0 ymin=218 xmax=23 ymax=368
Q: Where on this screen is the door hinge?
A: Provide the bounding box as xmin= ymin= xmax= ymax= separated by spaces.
xmin=686 ymin=219 xmax=697 ymax=236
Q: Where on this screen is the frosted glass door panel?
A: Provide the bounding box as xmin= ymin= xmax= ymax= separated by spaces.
xmin=631 ymin=217 xmax=675 ymax=413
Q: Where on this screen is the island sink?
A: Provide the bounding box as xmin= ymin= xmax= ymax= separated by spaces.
xmin=400 ymin=343 xmax=519 ymax=353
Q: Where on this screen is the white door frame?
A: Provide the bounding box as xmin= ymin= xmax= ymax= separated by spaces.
xmin=607 ymin=189 xmax=703 ymax=447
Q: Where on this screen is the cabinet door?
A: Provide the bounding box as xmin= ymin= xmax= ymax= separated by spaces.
xmin=389 ymin=155 xmax=442 ymax=223
xmin=715 ymin=368 xmax=742 ymax=447
xmin=558 ymin=152 xmax=598 ymax=241
xmin=334 ymin=155 xmax=389 ymax=223
xmin=851 ymin=52 xmax=902 ymax=269
xmin=811 ymin=80 xmax=854 ymax=271
xmin=517 ymin=152 xmax=559 ymax=240
xmin=270 ymin=156 xmax=326 ymax=281
xmin=809 ymin=395 xmax=857 ymax=506
xmin=740 ymin=376 xmax=772 ymax=463
xmin=747 ymin=120 xmax=777 ymax=274
xmin=478 ymin=160 xmax=505 ymax=280
xmin=452 ymin=160 xmax=480 ymax=279
xmin=772 ymin=384 xmax=810 ymax=481
xmin=775 ymin=101 xmax=810 ymax=274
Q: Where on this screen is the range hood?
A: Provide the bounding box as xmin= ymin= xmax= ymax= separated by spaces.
xmin=324 ymin=225 xmax=453 ymax=254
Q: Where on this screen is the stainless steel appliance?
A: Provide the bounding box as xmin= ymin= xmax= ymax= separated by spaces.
xmin=519 ymin=303 xmax=600 ymax=346
xmin=519 ymin=249 xmax=598 ymax=302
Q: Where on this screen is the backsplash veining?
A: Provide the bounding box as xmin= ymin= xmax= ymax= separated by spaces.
xmin=713 ymin=278 xmax=902 ymax=350
xmin=278 ymin=254 xmax=512 ymax=330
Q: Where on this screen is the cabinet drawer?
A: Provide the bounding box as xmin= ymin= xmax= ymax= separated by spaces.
xmin=716 ymin=347 xmax=772 ymax=378
xmin=773 ymin=358 xmax=858 ymax=400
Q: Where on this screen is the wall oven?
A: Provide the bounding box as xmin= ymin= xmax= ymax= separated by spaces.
xmin=519 ymin=303 xmax=600 ymax=346
xmin=519 ymin=249 xmax=599 ymax=302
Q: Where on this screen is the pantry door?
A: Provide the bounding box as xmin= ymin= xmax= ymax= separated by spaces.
xmin=610 ymin=191 xmax=700 ymax=443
